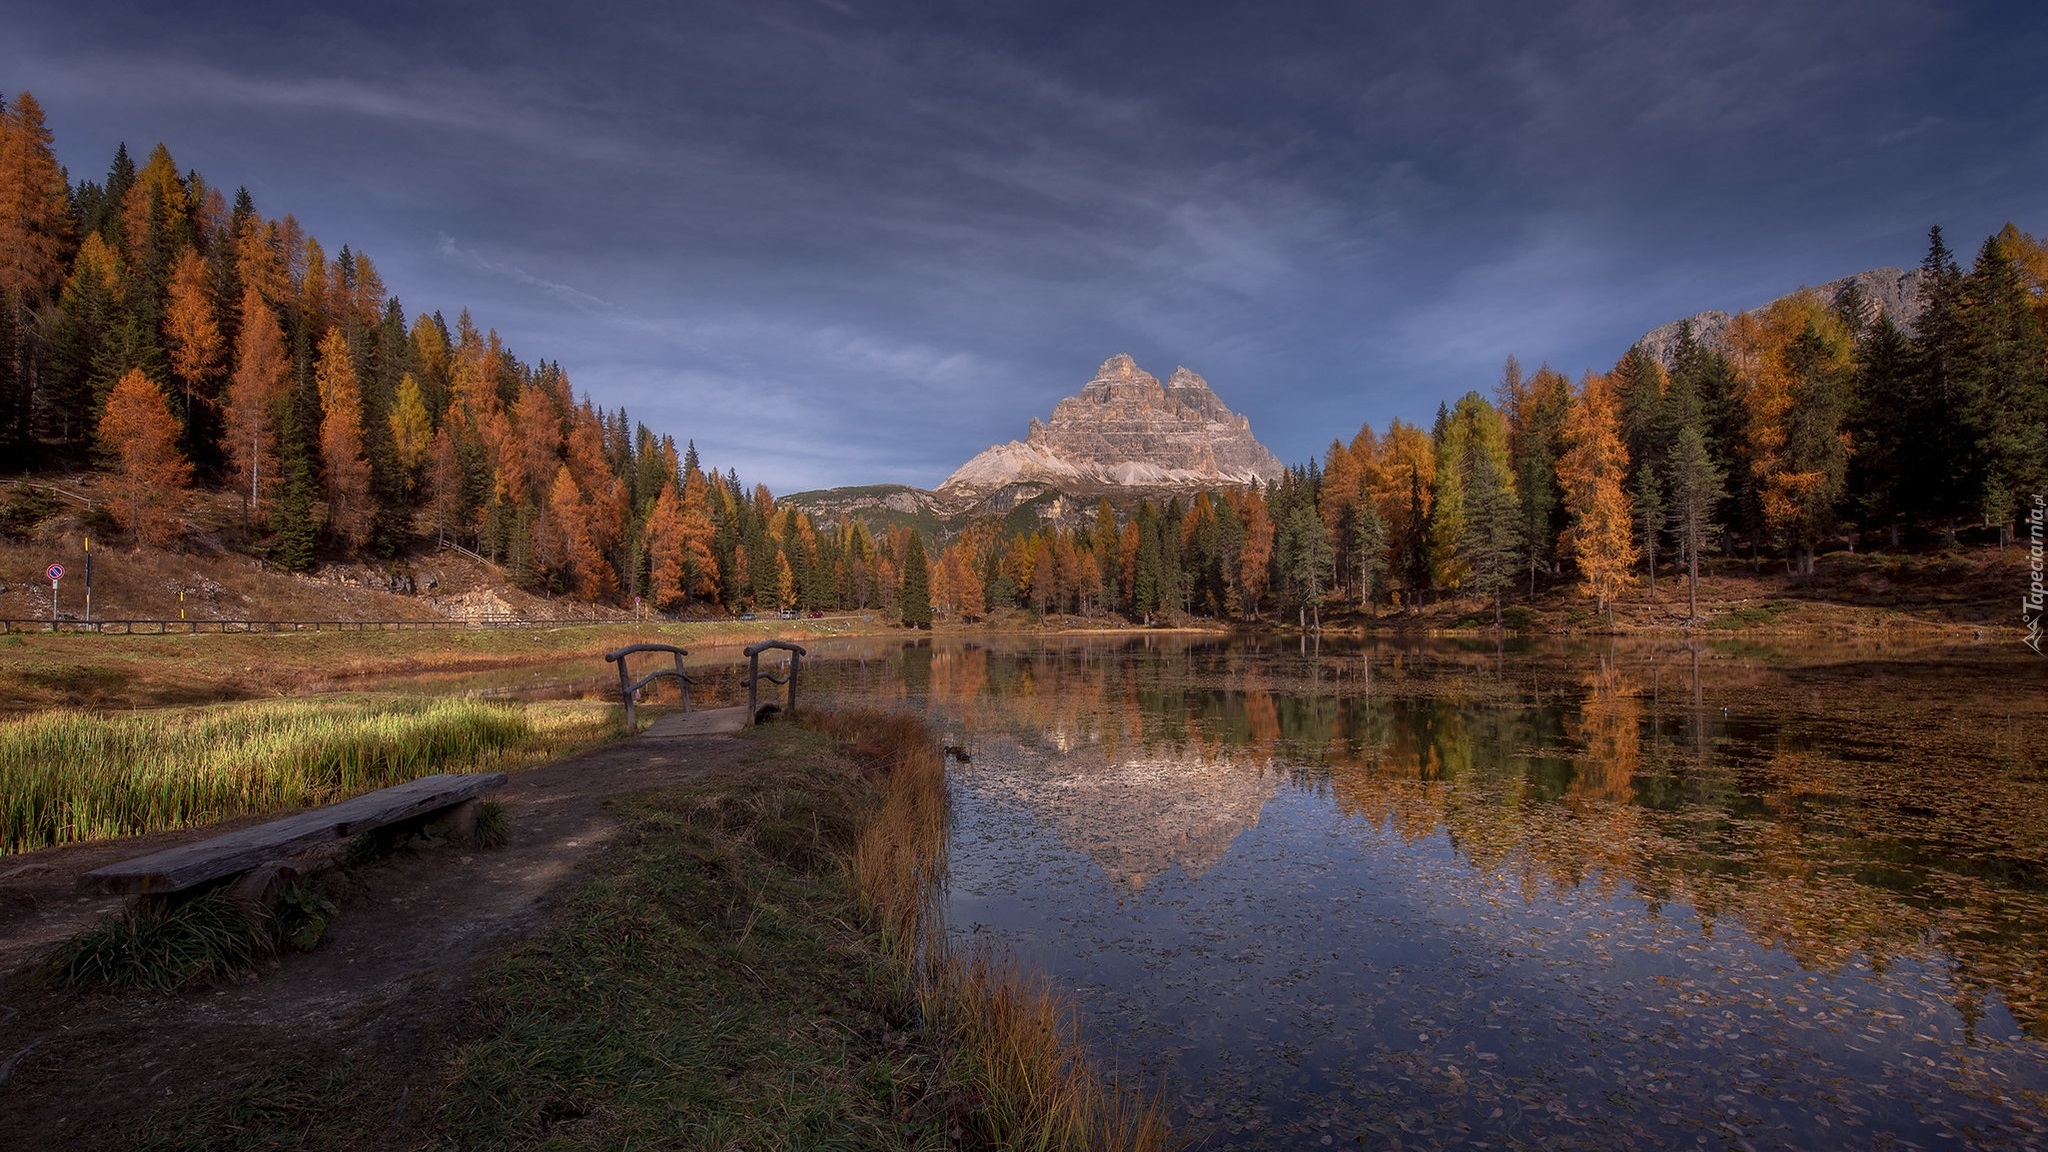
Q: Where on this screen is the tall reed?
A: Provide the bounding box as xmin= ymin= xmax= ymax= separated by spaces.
xmin=814 ymin=708 xmax=1177 ymax=1152
xmin=0 ymin=697 xmax=614 ymax=855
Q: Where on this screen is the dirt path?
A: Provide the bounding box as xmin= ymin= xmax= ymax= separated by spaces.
xmin=0 ymin=730 xmax=756 ymax=1149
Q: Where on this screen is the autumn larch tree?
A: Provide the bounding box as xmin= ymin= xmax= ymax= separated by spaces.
xmin=314 ymin=327 xmax=375 ymax=549
xmin=162 ymin=245 xmax=223 ymax=457
xmin=1558 ymin=372 xmax=1638 ymax=622
xmin=0 ymin=91 xmax=75 ymax=449
xmin=98 ymin=368 xmax=192 ymax=549
xmin=643 ymin=481 xmax=691 ymax=611
xmin=223 ymin=287 xmax=289 ymax=520
xmin=1235 ymin=487 xmax=1274 ymax=620
xmin=386 ymin=373 xmax=433 ymax=497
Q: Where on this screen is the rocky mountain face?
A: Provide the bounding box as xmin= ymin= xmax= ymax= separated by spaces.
xmin=936 ymin=354 xmax=1286 ymax=499
xmin=1635 ymin=266 xmax=1927 ymax=366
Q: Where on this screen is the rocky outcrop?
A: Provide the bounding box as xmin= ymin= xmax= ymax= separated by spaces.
xmin=1635 ymin=267 xmax=1927 ymax=367
xmin=937 ymin=355 xmax=1285 ymax=497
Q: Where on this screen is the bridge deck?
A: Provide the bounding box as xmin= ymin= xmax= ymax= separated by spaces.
xmin=639 ymin=706 xmax=749 ymax=737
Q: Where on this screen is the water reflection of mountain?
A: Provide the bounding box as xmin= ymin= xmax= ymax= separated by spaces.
xmin=809 ymin=635 xmax=2048 ymax=1036
xmin=973 ymin=736 xmax=1282 ymax=888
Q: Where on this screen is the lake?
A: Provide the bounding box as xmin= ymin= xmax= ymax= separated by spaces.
xmin=791 ymin=633 xmax=2047 ymax=1151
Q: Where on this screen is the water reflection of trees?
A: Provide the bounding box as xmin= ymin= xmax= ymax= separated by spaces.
xmin=862 ymin=636 xmax=2048 ymax=1036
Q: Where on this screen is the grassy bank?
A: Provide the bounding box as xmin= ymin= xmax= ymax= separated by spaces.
xmin=0 ymin=696 xmax=615 ymax=855
xmin=100 ymin=712 xmax=1170 ymax=1151
xmin=427 ymin=712 xmax=1171 ymax=1150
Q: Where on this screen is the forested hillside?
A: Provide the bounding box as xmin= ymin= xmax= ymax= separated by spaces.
xmin=3 ymin=90 xmax=2042 ymax=627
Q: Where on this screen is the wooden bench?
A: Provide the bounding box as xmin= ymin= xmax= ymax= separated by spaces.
xmin=76 ymin=773 xmax=508 ymax=897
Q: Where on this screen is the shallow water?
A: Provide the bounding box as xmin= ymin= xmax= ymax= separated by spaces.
xmin=801 ymin=635 xmax=2047 ymax=1150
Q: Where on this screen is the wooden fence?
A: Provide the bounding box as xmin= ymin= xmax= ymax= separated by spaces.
xmin=0 ymin=615 xmax=533 ymax=635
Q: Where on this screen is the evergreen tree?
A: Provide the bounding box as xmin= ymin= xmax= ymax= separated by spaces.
xmin=1957 ymin=233 xmax=2048 ymax=546
xmin=1355 ymin=498 xmax=1389 ymax=619
xmin=1844 ymin=315 xmax=1915 ymax=546
xmin=1461 ymin=447 xmax=1522 ymax=625
xmin=1633 ymin=459 xmax=1664 ymax=597
xmin=1666 ymin=421 xmax=1725 ymax=623
xmin=1906 ymin=225 xmax=1971 ymax=538
xmin=899 ymin=530 xmax=932 ymax=628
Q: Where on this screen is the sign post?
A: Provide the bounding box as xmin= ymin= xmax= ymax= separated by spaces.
xmin=83 ymin=536 xmax=92 ymax=623
xmin=46 ymin=563 xmax=63 ymax=631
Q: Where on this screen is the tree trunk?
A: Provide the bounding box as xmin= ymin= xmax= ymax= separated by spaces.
xmin=1687 ymin=541 xmax=1699 ymax=623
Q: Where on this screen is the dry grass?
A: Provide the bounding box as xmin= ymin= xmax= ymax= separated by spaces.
xmin=815 ymin=708 xmax=1178 ymax=1152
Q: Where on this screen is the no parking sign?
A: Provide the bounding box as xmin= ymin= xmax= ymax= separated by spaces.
xmin=46 ymin=563 xmax=63 ymax=582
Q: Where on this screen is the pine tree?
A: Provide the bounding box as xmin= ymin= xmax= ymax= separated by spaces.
xmin=1461 ymin=446 xmax=1522 ymax=625
xmin=97 ymin=368 xmax=191 ymax=549
xmin=1666 ymin=421 xmax=1725 ymax=623
xmin=1907 ymin=226 xmax=1971 ymax=537
xmin=899 ymin=530 xmax=932 ymax=628
xmin=1957 ymin=233 xmax=2048 ymax=546
xmin=1355 ymin=498 xmax=1389 ymax=618
xmin=1633 ymin=459 xmax=1664 ymax=597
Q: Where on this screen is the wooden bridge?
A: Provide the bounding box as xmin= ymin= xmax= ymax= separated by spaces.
xmin=605 ymin=640 xmax=807 ymax=737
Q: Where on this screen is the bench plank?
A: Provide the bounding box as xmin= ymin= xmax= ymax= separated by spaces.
xmin=77 ymin=773 xmax=508 ymax=896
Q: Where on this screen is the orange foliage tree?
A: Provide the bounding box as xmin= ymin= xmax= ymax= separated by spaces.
xmin=0 ymin=91 xmax=72 ymax=312
xmin=163 ymin=247 xmax=223 ymax=411
xmin=223 ymin=288 xmax=289 ymax=519
xmin=97 ymin=369 xmax=192 ymax=548
xmin=314 ymin=328 xmax=374 ymax=548
xmin=1558 ymin=372 xmax=1638 ymax=619
xmin=1233 ymin=487 xmax=1275 ymax=618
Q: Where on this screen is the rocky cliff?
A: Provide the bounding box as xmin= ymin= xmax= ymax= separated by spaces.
xmin=1635 ymin=266 xmax=1927 ymax=366
xmin=937 ymin=354 xmax=1285 ymax=497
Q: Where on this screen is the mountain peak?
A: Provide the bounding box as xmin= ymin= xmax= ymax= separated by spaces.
xmin=940 ymin=357 xmax=1283 ymax=496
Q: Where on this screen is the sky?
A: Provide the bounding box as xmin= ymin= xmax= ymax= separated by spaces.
xmin=6 ymin=0 xmax=2045 ymax=493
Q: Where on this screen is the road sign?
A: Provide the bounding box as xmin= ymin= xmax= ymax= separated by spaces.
xmin=46 ymin=563 xmax=63 ymax=581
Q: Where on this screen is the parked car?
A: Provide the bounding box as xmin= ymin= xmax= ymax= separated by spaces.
xmin=738 ymin=612 xmax=757 ymax=621
xmin=806 ymin=611 xmax=824 ymax=619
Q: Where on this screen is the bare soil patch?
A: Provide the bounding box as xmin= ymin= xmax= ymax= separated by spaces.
xmin=0 ymin=730 xmax=754 ymax=1149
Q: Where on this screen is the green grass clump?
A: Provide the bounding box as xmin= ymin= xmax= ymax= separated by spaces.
xmin=472 ymin=799 xmax=511 ymax=849
xmin=44 ymin=891 xmax=271 ymax=993
xmin=0 ymin=697 xmax=614 ymax=855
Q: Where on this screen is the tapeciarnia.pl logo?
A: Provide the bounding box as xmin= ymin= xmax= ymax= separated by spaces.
xmin=2026 ymin=492 xmax=2044 ymax=655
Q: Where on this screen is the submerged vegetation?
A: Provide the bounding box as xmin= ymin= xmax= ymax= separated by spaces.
xmin=0 ymin=695 xmax=615 ymax=855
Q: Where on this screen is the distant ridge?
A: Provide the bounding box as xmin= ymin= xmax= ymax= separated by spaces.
xmin=1635 ymin=266 xmax=1927 ymax=365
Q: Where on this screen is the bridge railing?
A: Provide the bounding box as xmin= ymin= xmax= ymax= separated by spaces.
xmin=742 ymin=640 xmax=807 ymax=724
xmin=605 ymin=643 xmax=693 ymax=733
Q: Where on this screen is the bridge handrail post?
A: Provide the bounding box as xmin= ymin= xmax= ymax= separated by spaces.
xmin=741 ymin=639 xmax=808 ymax=724
xmin=605 ymin=643 xmax=693 ymax=733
